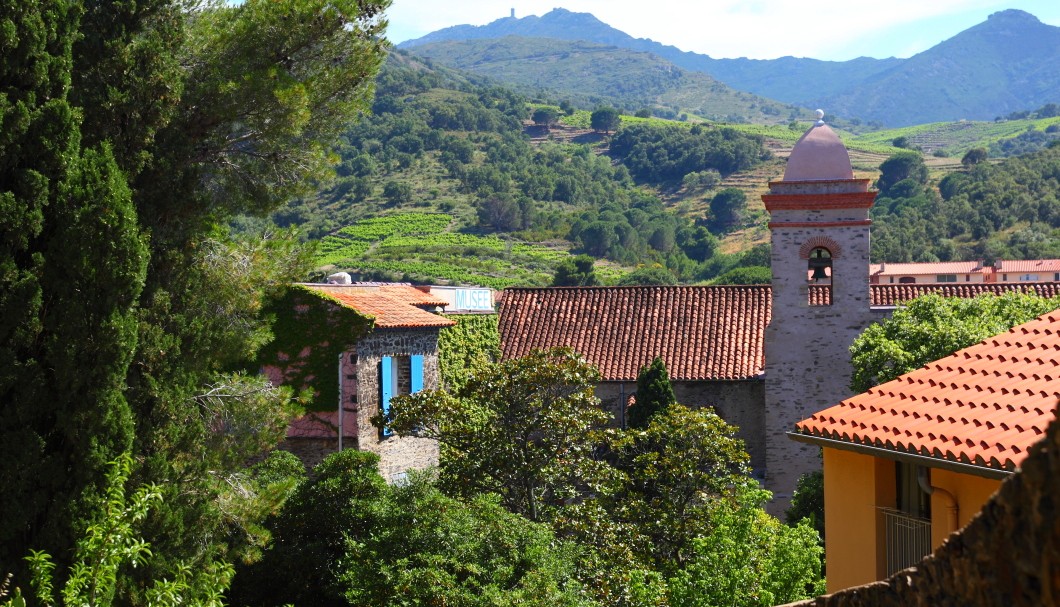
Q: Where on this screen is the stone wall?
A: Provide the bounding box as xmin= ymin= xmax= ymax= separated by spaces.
xmin=779 ymin=402 xmax=1060 ymax=607
xmin=355 ymin=328 xmax=442 ymax=482
xmin=596 ymin=379 xmax=766 ymax=471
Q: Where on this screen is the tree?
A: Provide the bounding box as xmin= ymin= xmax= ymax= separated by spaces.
xmin=590 ymin=107 xmax=621 ymax=134
xmin=712 ymin=266 xmax=771 ymax=285
xmin=710 ymin=187 xmax=747 ymax=230
xmin=627 ymin=358 xmax=676 ymax=428
xmin=383 ymin=348 xmax=613 ymax=522
xmin=892 ymin=136 xmax=911 ymax=149
xmin=850 ymin=292 xmax=1060 ymax=392
xmin=382 ymin=180 xmax=413 ymax=205
xmin=617 ymin=267 xmax=677 ymax=286
xmin=635 ymin=108 xmax=652 ymax=119
xmin=552 ymin=255 xmax=599 ymax=286
xmin=0 ymin=0 xmax=391 ymax=595
xmin=875 ymin=152 xmax=928 ymax=195
xmin=962 ymin=147 xmax=988 ymax=168
xmin=532 ymin=106 xmax=561 ymax=129
xmin=667 ymin=486 xmax=823 ymax=607
xmin=231 ymin=450 xmax=595 ymax=607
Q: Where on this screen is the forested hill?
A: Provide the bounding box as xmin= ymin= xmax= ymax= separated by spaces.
xmin=406 ymin=36 xmax=804 ymax=124
xmin=274 ymin=51 xmax=776 ymax=288
xmin=400 ymin=7 xmax=1060 ymax=127
xmin=871 ymin=145 xmax=1060 ymax=262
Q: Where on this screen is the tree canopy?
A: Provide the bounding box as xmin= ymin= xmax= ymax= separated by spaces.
xmin=590 ymin=107 xmax=621 ymax=134
xmin=850 ymin=292 xmax=1060 ymax=392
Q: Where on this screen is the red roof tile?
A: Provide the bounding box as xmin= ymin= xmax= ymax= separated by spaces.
xmin=995 ymin=259 xmax=1060 ymax=274
xmin=499 ymin=286 xmax=771 ymax=381
xmin=795 ymin=311 xmax=1060 ymax=471
xmin=308 ymin=283 xmax=449 ymax=307
xmin=870 ymin=283 xmax=1060 ymax=307
xmin=869 ymin=261 xmax=985 ymax=277
xmin=302 ymin=284 xmax=455 ymax=329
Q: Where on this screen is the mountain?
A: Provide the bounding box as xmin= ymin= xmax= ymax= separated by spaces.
xmin=407 ymin=36 xmax=801 ymax=123
xmin=399 ymin=8 xmax=899 ymax=111
xmin=819 ymin=10 xmax=1060 ymax=126
xmin=400 ymin=8 xmax=1060 ymax=127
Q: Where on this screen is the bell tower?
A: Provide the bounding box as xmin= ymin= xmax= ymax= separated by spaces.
xmin=762 ymin=111 xmax=877 ymax=513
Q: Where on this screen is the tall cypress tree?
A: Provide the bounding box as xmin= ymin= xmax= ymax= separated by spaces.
xmin=628 ymin=356 xmax=677 ymax=429
xmin=0 ymin=0 xmax=148 ymax=580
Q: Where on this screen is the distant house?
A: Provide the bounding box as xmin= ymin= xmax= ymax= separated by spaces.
xmin=870 ymin=259 xmax=1060 ymax=285
xmin=791 ymin=310 xmax=1060 ymax=593
xmin=262 ymin=283 xmax=455 ymax=481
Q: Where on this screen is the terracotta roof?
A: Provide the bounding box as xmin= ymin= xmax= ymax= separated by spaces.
xmin=995 ymin=259 xmax=1060 ymax=274
xmin=795 ymin=311 xmax=1060 ymax=471
xmin=307 ymin=283 xmax=448 ymax=307
xmin=871 ymin=283 xmax=1060 ymax=307
xmin=302 ymin=284 xmax=455 ymax=329
xmin=499 ymin=286 xmax=770 ymax=381
xmin=870 ymin=261 xmax=985 ymax=276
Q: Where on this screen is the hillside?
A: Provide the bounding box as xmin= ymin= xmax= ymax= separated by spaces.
xmin=400 ymin=7 xmax=1060 ymax=127
xmin=407 ymin=36 xmax=804 ymax=124
xmin=275 ymin=53 xmax=777 ymax=288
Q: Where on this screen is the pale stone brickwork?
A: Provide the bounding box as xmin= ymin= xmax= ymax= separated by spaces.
xmin=354 ymin=329 xmax=441 ymax=483
xmin=595 ymin=379 xmax=766 ymax=471
xmin=764 ymin=175 xmax=884 ymax=513
xmin=779 ymin=403 xmax=1060 ymax=607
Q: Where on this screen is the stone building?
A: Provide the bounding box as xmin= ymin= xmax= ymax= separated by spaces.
xmin=263 ymin=283 xmax=454 ymax=481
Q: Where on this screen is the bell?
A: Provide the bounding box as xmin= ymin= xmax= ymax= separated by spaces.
xmin=810 ymin=264 xmax=830 ymax=281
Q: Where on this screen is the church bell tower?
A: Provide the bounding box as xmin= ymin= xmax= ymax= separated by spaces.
xmin=762 ymin=111 xmax=877 ymax=512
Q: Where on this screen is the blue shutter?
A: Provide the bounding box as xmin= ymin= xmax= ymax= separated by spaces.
xmin=410 ymin=355 xmax=424 ymax=393
xmin=380 ymin=356 xmax=393 ymax=437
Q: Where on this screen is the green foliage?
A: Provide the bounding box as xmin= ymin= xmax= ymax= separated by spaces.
xmin=533 ymin=106 xmax=562 ymax=127
xmin=786 ymin=469 xmax=825 ymax=542
xmin=232 ymin=450 xmax=595 ymax=607
xmin=385 ymin=348 xmax=612 ymax=522
xmin=961 ymin=147 xmax=988 ymax=167
xmin=610 ymin=123 xmax=769 ymax=183
xmin=709 ymin=187 xmax=748 ymax=231
xmin=711 ymin=266 xmax=772 ymax=285
xmin=258 ymin=286 xmax=374 ymax=411
xmin=2 ymin=455 xmax=233 ymax=607
xmin=850 ymin=292 xmax=1060 ymax=392
xmin=627 ymin=358 xmax=676 ymax=429
xmin=667 ymin=487 xmax=823 ymax=607
xmin=875 ymin=152 xmax=928 ymax=195
xmin=850 ymin=115 xmax=1060 ymax=157
xmin=591 ymin=107 xmax=622 ymax=134
xmin=616 ymin=266 xmax=678 ymax=286
xmin=553 ymin=255 xmax=600 ymax=286
xmin=437 ymin=314 xmax=500 ymax=392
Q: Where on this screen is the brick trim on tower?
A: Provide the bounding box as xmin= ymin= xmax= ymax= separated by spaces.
xmin=798 ymin=236 xmax=844 ymax=259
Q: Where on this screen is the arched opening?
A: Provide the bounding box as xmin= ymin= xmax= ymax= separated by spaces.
xmin=808 ymin=247 xmax=833 ymax=306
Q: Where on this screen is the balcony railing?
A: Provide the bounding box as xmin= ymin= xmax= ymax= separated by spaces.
xmin=879 ymin=507 xmax=932 ymax=576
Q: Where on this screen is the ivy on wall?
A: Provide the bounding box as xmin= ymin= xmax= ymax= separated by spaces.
xmin=258 ymin=286 xmax=375 ymax=411
xmin=437 ymin=314 xmax=500 ymax=392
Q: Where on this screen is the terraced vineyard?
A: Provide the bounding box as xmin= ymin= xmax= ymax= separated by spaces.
xmin=851 ymin=116 xmax=1060 ymax=156
xmin=317 ymin=213 xmax=578 ymax=289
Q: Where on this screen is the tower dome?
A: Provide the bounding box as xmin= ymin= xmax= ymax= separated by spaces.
xmin=783 ymin=111 xmax=853 ymax=182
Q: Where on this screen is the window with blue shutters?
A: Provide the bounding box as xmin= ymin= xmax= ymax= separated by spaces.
xmin=379 ymin=355 xmax=427 ymax=439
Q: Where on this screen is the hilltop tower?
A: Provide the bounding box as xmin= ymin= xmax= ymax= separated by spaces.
xmin=763 ymin=112 xmax=877 ymax=513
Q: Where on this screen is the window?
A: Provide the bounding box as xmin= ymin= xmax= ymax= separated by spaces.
xmin=936 ymin=274 xmax=957 ymax=282
xmin=882 ymin=462 xmax=932 ymax=576
xmin=1019 ymin=274 xmax=1039 ymax=281
xmin=379 ymin=354 xmax=425 ymax=439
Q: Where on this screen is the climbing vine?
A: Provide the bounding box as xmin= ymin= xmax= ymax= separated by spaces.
xmin=258 ymin=286 xmax=375 ymax=411
xmin=437 ymin=314 xmax=500 ymax=392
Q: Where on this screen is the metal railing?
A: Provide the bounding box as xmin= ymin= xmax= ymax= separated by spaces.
xmin=879 ymin=507 xmax=932 ymax=576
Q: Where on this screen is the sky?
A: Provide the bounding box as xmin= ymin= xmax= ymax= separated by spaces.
xmin=384 ymin=1 xmax=1060 ymax=61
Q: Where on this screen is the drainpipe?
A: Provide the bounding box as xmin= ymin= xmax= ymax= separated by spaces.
xmin=338 ymin=353 xmax=344 ymax=452
xmin=918 ymin=467 xmax=958 ymax=534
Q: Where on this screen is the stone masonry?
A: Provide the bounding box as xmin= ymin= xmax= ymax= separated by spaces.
xmin=353 ymin=328 xmax=441 ymax=483
xmin=764 ymin=170 xmax=881 ymax=513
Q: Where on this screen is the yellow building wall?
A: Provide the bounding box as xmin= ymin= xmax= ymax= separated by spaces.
xmin=822 ymin=448 xmax=895 ymax=593
xmin=927 ymin=468 xmax=1001 ymax=547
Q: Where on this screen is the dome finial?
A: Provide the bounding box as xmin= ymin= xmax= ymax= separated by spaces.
xmin=815 ymin=109 xmax=825 ymax=126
